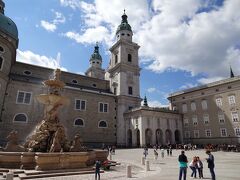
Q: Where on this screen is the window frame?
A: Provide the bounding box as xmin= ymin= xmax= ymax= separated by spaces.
xmin=183 ymin=118 xmax=189 ymax=127
xmin=218 ymin=113 xmax=225 ymax=124
xmin=205 ymin=129 xmax=212 ymax=137
xmin=216 ymin=97 xmax=222 ymax=107
xmin=201 ymin=99 xmax=208 ymax=110
xmin=16 ymin=91 xmax=32 ymax=105
xmin=128 ymin=86 xmax=133 ymax=95
xmin=193 ymin=130 xmax=199 ymax=138
xmin=98 ymin=120 xmax=108 ymax=128
xmin=191 ymin=102 xmax=196 ymax=111
xmin=75 ymin=99 xmax=87 ymax=111
xmin=98 ymin=102 xmax=109 ymax=113
xmin=231 ymin=111 xmax=239 ymax=122
xmin=203 ymin=114 xmax=210 ymax=125
xmin=128 ymin=54 xmax=132 ymax=62
xmin=182 ymin=103 xmax=187 ymax=113
xmin=192 ymin=116 xmax=198 ymax=126
xmin=13 ymin=113 xmax=28 ymax=123
xmin=220 ymin=128 xmax=227 ymax=137
xmin=235 ymin=128 xmax=240 ymax=136
xmin=73 ymin=118 xmax=85 ymax=127
xmin=228 ymin=95 xmax=236 ymax=105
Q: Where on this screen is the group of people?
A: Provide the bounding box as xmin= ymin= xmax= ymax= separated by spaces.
xmin=178 ymin=150 xmax=215 ymax=180
xmin=144 ymin=146 xmax=173 ymax=160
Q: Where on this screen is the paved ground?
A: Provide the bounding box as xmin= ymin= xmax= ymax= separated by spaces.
xmin=33 ymin=149 xmax=240 ymax=179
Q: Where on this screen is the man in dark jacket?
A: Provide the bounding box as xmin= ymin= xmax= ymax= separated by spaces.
xmin=178 ymin=150 xmax=188 ymax=180
xmin=206 ymin=150 xmax=215 ymax=180
xmin=95 ymin=160 xmax=101 ymax=180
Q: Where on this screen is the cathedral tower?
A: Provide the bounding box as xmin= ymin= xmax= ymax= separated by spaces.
xmin=85 ymin=43 xmax=105 ymax=79
xmin=0 ymin=0 xmax=18 ymax=121
xmin=106 ymin=11 xmax=141 ymax=146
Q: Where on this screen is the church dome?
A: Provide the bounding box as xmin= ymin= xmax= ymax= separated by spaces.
xmin=0 ymin=12 xmax=18 ymax=40
xmin=116 ymin=11 xmax=132 ymax=34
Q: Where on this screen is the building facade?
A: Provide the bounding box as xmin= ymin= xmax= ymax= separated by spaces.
xmin=168 ymin=76 xmax=240 ymax=145
xmin=0 ymin=1 xmax=182 ymax=147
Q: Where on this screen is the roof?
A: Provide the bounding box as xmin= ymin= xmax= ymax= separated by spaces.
xmin=169 ymin=76 xmax=240 ymax=97
xmin=0 ymin=13 xmax=18 ymax=40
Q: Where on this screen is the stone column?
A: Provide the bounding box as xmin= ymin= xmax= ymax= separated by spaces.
xmin=145 ymin=160 xmax=150 ymax=171
xmin=126 ymin=165 xmax=132 ymax=178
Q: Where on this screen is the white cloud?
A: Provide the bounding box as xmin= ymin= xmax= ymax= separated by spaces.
xmin=147 ymin=87 xmax=157 ymax=93
xmin=59 ymin=0 xmax=240 ymax=80
xmin=16 ymin=50 xmax=67 ymax=71
xmin=147 ymin=100 xmax=166 ymax=108
xmin=179 ymin=83 xmax=198 ymax=90
xmin=40 ymin=11 xmax=66 ymax=32
xmin=63 ymin=26 xmax=111 ymax=45
xmin=40 ymin=20 xmax=56 ymax=32
xmin=197 ymin=76 xmax=224 ymax=84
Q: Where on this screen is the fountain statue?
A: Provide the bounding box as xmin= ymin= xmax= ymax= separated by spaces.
xmin=24 ymin=68 xmax=70 ymax=152
xmin=0 ymin=68 xmax=108 ymax=171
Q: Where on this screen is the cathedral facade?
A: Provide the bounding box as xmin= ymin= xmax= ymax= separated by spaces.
xmin=0 ymin=1 xmax=183 ymax=147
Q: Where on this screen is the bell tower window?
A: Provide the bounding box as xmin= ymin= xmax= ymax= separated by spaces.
xmin=115 ymin=54 xmax=118 ymax=64
xmin=128 ymin=54 xmax=132 ymax=62
xmin=128 ymin=86 xmax=133 ymax=95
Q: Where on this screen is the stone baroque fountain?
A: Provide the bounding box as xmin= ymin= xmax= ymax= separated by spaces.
xmin=0 ymin=69 xmax=108 ymax=170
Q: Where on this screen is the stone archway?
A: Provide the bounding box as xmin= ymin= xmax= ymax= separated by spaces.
xmin=136 ymin=129 xmax=140 ymax=147
xmin=165 ymin=129 xmax=172 ymax=145
xmin=145 ymin=128 xmax=152 ymax=147
xmin=175 ymin=130 xmax=181 ymax=144
xmin=127 ymin=129 xmax=132 ymax=147
xmin=156 ymin=129 xmax=163 ymax=145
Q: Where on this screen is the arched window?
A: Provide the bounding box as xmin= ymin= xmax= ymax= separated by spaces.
xmin=191 ymin=102 xmax=196 ymax=111
xmin=23 ymin=70 xmax=32 ymax=75
xmin=98 ymin=120 xmax=108 ymax=128
xmin=13 ymin=113 xmax=28 ymax=123
xmin=128 ymin=54 xmax=132 ymax=62
xmin=201 ymin=100 xmax=208 ymax=110
xmin=74 ymin=118 xmax=85 ymax=127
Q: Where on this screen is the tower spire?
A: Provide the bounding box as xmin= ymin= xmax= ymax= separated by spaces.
xmin=143 ymin=95 xmax=148 ymax=107
xmin=230 ymin=65 xmax=235 ymax=78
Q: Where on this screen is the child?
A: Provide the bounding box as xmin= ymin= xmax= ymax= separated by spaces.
xmin=196 ymin=156 xmax=203 ymax=178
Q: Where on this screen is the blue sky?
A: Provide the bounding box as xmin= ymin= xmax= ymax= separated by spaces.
xmin=3 ymin=0 xmax=240 ymax=106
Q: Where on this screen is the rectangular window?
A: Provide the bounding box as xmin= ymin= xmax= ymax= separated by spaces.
xmin=16 ymin=91 xmax=32 ymax=104
xmin=191 ymin=102 xmax=196 ymax=111
xmin=183 ymin=118 xmax=189 ymax=127
xmin=235 ymin=128 xmax=240 ymax=136
xmin=128 ymin=86 xmax=133 ymax=95
xmin=75 ymin=99 xmax=86 ymax=110
xmin=220 ymin=128 xmax=227 ymax=137
xmin=205 ymin=129 xmax=211 ymax=137
xmin=201 ymin=100 xmax=208 ymax=110
xmin=182 ymin=104 xmax=187 ymax=113
xmin=231 ymin=111 xmax=239 ymax=122
xmin=192 ymin=116 xmax=198 ymax=126
xmin=228 ymin=95 xmax=236 ymax=105
xmin=203 ymin=114 xmax=209 ymax=125
xmin=99 ymin=102 xmax=108 ymax=113
xmin=216 ymin=98 xmax=222 ymax=107
xmin=218 ymin=114 xmax=225 ymax=124
xmin=184 ymin=131 xmax=190 ymax=138
xmin=194 ymin=130 xmax=199 ymax=138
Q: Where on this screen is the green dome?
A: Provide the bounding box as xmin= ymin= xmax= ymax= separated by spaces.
xmin=116 ymin=13 xmax=132 ymax=34
xmin=90 ymin=43 xmax=102 ymax=61
xmin=0 ymin=13 xmax=18 ymax=40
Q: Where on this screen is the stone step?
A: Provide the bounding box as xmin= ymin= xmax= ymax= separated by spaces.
xmin=19 ymin=170 xmax=104 ymax=179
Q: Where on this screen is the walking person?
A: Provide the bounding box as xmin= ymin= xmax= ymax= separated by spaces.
xmin=167 ymin=148 xmax=170 ymax=156
xmin=206 ymin=150 xmax=215 ymax=180
xmin=196 ymin=156 xmax=203 ymax=179
xmin=95 ymin=160 xmax=101 ymax=180
xmin=178 ymin=150 xmax=188 ymax=180
xmin=143 ymin=147 xmax=148 ymax=159
xmin=170 ymin=147 xmax=172 ymax=156
xmin=189 ymin=156 xmax=197 ymax=178
xmin=154 ymin=149 xmax=158 ymax=160
xmin=161 ymin=148 xmax=165 ymax=158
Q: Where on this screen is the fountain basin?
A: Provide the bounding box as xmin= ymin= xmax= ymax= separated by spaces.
xmin=0 ymin=150 xmax=108 ymax=170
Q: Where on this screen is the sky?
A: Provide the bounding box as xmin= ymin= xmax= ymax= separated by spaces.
xmin=3 ymin=0 xmax=240 ymax=106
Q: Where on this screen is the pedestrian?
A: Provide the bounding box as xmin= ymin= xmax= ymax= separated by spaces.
xmin=95 ymin=160 xmax=101 ymax=180
xmin=154 ymin=149 xmax=158 ymax=160
xmin=143 ymin=147 xmax=148 ymax=159
xmin=189 ymin=156 xmax=197 ymax=178
xmin=178 ymin=150 xmax=188 ymax=180
xmin=170 ymin=148 xmax=172 ymax=156
xmin=206 ymin=150 xmax=215 ymax=180
xmin=167 ymin=148 xmax=170 ymax=156
xmin=196 ymin=156 xmax=203 ymax=179
xmin=161 ymin=148 xmax=164 ymax=158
